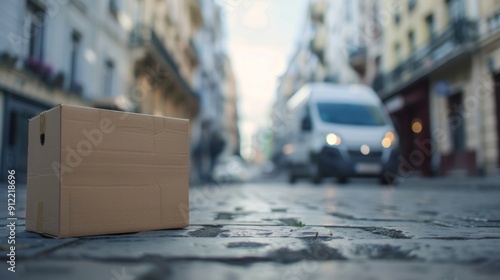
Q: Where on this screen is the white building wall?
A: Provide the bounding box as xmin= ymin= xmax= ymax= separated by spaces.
xmin=323 ymin=0 xmax=360 ymax=83
xmin=189 ymin=0 xmax=231 ymax=181
xmin=0 ymin=0 xmax=177 ymax=107
xmin=1 ymin=0 xmax=135 ymax=101
xmin=193 ymin=0 xmax=226 ymax=129
xmin=0 ymin=1 xmax=25 ymax=56
xmin=49 ymin=3 xmax=92 ymax=93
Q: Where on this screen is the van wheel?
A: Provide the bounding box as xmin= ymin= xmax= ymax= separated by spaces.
xmin=289 ymin=172 xmax=297 ymax=184
xmin=312 ymin=175 xmax=323 ymax=184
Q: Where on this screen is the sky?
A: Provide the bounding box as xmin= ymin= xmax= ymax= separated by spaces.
xmin=221 ymin=0 xmax=309 ymax=159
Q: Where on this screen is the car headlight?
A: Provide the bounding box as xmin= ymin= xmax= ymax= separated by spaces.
xmin=326 ymin=133 xmax=342 ymax=146
xmin=381 ymin=131 xmax=396 ymax=148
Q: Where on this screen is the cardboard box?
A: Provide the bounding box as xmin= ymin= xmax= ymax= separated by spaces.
xmin=26 ymin=105 xmax=189 ymax=238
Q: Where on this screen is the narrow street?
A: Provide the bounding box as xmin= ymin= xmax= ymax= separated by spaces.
xmin=1 ymin=177 xmax=500 ymax=279
xmin=4 ymin=0 xmax=500 ymax=279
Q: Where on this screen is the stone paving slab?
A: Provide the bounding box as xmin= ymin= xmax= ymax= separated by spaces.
xmin=52 ymin=237 xmax=309 ymax=261
xmin=386 ymin=225 xmax=500 ymax=240
xmin=155 ymin=260 xmax=500 ymax=280
xmin=0 ymin=260 xmax=153 ymax=280
xmin=212 ymin=225 xmax=396 ymax=239
xmin=49 ymin=234 xmax=500 ymax=265
xmin=2 ymin=259 xmax=499 ymax=280
xmin=0 ymin=224 xmax=77 ymax=258
xmin=1 ymin=181 xmax=500 ymax=279
xmin=189 ymin=183 xmax=500 ymax=228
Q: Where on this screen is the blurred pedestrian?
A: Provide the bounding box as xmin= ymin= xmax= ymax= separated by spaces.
xmin=193 ymin=120 xmax=211 ymax=183
xmin=208 ymin=132 xmax=226 ymax=179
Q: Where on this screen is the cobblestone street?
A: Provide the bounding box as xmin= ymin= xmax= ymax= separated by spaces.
xmin=1 ymin=178 xmax=500 ymax=279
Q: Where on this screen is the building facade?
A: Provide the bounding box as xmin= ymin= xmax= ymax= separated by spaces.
xmin=272 ymin=0 xmax=362 ymax=165
xmin=221 ymin=55 xmax=240 ymax=157
xmin=379 ymin=0 xmax=500 ymax=177
xmin=130 ymin=0 xmax=201 ymax=120
xmin=0 ymin=0 xmax=136 ymax=182
xmin=129 ymin=0 xmax=236 ymax=182
xmin=189 ymin=0 xmax=235 ymax=182
xmin=274 ymin=0 xmax=500 ymax=178
xmin=0 ymin=0 xmax=238 ymax=182
xmin=471 ymin=0 xmax=500 ymax=176
xmin=348 ymin=0 xmax=385 ymax=89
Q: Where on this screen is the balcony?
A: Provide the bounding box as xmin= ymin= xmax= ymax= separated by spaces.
xmin=0 ymin=50 xmax=88 ymax=97
xmin=309 ymin=26 xmax=326 ymax=63
xmin=0 ymin=59 xmax=88 ymax=107
xmin=130 ymin=24 xmax=199 ymax=102
xmin=380 ymin=18 xmax=478 ymax=99
xmin=310 ymin=0 xmax=327 ymax=23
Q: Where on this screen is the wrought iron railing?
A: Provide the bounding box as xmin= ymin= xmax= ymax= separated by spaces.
xmin=379 ymin=18 xmax=478 ymax=98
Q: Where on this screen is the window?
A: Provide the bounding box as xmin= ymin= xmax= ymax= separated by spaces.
xmin=446 ymin=0 xmax=465 ymax=22
xmin=69 ymin=30 xmax=81 ymax=90
xmin=408 ymin=31 xmax=416 ymax=53
xmin=344 ymin=0 xmax=352 ymax=21
xmin=448 ymin=92 xmax=465 ymax=151
xmin=426 ymin=14 xmax=436 ymax=39
xmin=408 ymin=0 xmax=417 ymax=12
xmin=316 ymin=103 xmax=387 ymax=126
xmin=27 ymin=1 xmax=45 ymax=60
xmin=395 ymin=43 xmax=402 ymax=63
xmin=394 ymin=13 xmax=401 ymax=24
xmin=103 ymin=59 xmax=115 ymax=96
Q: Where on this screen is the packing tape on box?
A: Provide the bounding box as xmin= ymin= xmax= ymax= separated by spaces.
xmin=37 ymin=202 xmax=44 ymax=233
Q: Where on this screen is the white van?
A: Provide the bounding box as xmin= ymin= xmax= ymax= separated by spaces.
xmin=283 ymin=83 xmax=399 ymax=185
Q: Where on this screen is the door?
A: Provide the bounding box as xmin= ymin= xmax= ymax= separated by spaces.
xmin=448 ymin=92 xmax=465 ymax=153
xmin=2 ymin=96 xmax=48 ymax=182
xmin=393 ymin=86 xmax=433 ymax=176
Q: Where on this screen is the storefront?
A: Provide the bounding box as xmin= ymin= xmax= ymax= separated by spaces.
xmin=385 ymin=81 xmax=433 ymax=177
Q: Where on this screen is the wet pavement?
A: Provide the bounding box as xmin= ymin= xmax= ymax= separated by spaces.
xmin=1 ymin=178 xmax=500 ymax=279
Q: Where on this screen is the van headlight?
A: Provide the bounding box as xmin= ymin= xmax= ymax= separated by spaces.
xmin=326 ymin=133 xmax=342 ymax=146
xmin=381 ymin=131 xmax=396 ymax=148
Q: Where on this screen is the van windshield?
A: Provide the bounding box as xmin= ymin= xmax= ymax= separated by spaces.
xmin=316 ymin=103 xmax=387 ymax=126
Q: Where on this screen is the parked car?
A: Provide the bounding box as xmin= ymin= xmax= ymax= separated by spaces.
xmin=284 ymin=83 xmax=400 ymax=185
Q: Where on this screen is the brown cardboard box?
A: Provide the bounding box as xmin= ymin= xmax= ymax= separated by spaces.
xmin=26 ymin=105 xmax=189 ymax=238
